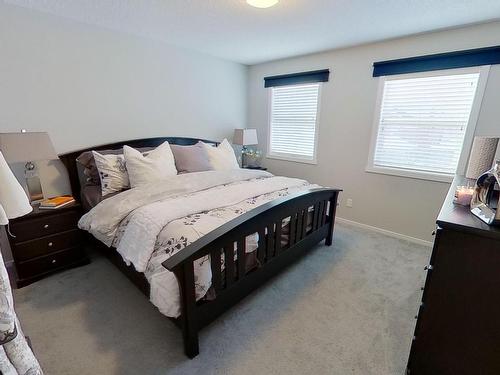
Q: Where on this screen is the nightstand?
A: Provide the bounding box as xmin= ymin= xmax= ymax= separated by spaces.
xmin=243 ymin=166 xmax=267 ymax=171
xmin=4 ymin=202 xmax=89 ymax=288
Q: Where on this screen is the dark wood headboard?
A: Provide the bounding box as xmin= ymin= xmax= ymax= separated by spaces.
xmin=59 ymin=136 xmax=219 ymax=199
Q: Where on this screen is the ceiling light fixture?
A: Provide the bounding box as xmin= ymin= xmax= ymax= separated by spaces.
xmin=246 ymin=0 xmax=279 ymax=9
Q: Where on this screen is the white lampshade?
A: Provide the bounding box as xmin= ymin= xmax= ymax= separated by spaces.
xmin=0 ymin=204 xmax=8 ymax=226
xmin=466 ymin=137 xmax=500 ymax=179
xmin=0 ymin=132 xmax=58 ymax=163
xmin=233 ymin=129 xmax=258 ymax=146
xmin=0 ymin=151 xmax=32 ymax=223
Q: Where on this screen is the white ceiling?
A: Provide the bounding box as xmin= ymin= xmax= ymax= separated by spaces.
xmin=5 ymin=0 xmax=500 ymax=65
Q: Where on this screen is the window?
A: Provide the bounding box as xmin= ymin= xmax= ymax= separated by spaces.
xmin=367 ymin=66 xmax=489 ymax=182
xmin=268 ymin=83 xmax=321 ymax=163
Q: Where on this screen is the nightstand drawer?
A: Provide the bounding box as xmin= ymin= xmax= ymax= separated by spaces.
xmin=10 ymin=211 xmax=80 ymax=243
xmin=16 ymin=247 xmax=86 ymax=280
xmin=13 ymin=230 xmax=85 ymax=262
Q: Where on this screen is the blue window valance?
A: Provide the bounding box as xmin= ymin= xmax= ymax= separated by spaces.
xmin=264 ymin=69 xmax=330 ymax=88
xmin=373 ymin=45 xmax=500 ymax=77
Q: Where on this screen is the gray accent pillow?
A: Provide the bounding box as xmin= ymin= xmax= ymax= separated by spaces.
xmin=170 ymin=144 xmax=212 ymax=173
xmin=76 ymin=147 xmax=154 ymax=186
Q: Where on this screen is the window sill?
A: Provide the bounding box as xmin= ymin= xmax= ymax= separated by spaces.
xmin=266 ymin=153 xmax=317 ymax=165
xmin=365 ymin=165 xmax=454 ymax=183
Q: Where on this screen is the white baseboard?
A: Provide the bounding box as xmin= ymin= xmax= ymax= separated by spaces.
xmin=336 ymin=217 xmax=433 ymax=247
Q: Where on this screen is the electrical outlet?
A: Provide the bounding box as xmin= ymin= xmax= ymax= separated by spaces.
xmin=346 ymin=198 xmax=353 ymax=208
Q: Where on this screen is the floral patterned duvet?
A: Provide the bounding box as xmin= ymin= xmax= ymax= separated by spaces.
xmin=114 ymin=181 xmax=317 ymax=317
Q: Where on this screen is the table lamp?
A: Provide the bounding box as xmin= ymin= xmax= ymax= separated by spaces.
xmin=0 ymin=132 xmax=58 ymax=203
xmin=466 ymin=137 xmax=499 ymax=183
xmin=233 ymin=129 xmax=258 ymax=167
xmin=0 ymin=151 xmax=33 ymax=226
xmin=454 ymin=137 xmax=499 ymax=206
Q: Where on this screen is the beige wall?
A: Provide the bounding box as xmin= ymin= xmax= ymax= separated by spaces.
xmin=2 ymin=2 xmax=499 ymax=246
xmin=0 ymin=3 xmax=247 ymax=196
xmin=248 ymin=22 xmax=500 ymax=242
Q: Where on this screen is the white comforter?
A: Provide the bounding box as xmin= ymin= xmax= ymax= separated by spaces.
xmin=79 ymin=170 xmax=320 ymax=316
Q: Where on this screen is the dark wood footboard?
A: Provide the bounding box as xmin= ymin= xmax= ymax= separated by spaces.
xmin=162 ymin=188 xmax=341 ymax=358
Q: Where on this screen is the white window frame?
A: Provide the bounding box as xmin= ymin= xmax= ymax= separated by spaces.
xmin=366 ymin=65 xmax=490 ymax=183
xmin=266 ymin=83 xmax=322 ymax=165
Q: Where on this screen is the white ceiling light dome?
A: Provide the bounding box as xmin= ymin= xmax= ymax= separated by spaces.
xmin=246 ymin=0 xmax=279 ymax=9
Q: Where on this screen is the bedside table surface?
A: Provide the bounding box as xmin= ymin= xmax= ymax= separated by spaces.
xmin=16 ymin=202 xmax=81 ymax=220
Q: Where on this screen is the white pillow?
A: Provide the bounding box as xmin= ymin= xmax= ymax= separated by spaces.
xmin=92 ymin=151 xmax=130 ymax=197
xmin=123 ymin=141 xmax=177 ymax=187
xmin=201 ymin=139 xmax=240 ymax=170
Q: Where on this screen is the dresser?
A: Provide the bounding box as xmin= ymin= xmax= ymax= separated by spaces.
xmin=3 ymin=202 xmax=89 ymax=288
xmin=407 ymin=176 xmax=500 ymax=374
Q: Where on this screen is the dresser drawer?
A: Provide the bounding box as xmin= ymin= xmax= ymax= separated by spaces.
xmin=13 ymin=230 xmax=85 ymax=262
xmin=10 ymin=211 xmax=80 ymax=243
xmin=16 ymin=247 xmax=86 ymax=280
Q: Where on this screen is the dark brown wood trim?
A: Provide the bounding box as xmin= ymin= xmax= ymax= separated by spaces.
xmin=59 ymin=137 xmax=218 ymax=203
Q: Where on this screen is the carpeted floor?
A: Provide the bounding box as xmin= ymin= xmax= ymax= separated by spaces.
xmin=13 ymin=223 xmax=431 ymax=375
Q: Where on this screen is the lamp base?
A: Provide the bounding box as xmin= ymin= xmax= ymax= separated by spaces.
xmin=241 ymin=146 xmax=248 ymax=168
xmin=26 ymin=173 xmax=43 ymax=204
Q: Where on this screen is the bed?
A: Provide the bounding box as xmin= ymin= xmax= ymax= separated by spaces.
xmin=60 ymin=137 xmax=341 ymax=358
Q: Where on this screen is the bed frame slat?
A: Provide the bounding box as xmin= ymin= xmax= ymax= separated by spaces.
xmin=266 ymin=224 xmax=275 ymax=260
xmin=313 ymin=202 xmax=320 ymax=230
xmin=317 ymin=201 xmax=324 ymax=229
xmin=289 ymin=214 xmax=297 ymax=246
xmin=257 ymin=228 xmax=266 ymax=264
xmin=296 ymin=211 xmax=304 ymax=242
xmin=274 ymin=220 xmax=282 ymax=255
xmin=210 ymin=249 xmax=222 ymax=292
xmin=237 ymin=239 xmax=246 ymax=280
xmin=301 ymin=209 xmax=308 ymax=239
xmin=224 ymin=244 xmax=236 ymax=287
xmin=320 ymin=200 xmax=327 ymax=226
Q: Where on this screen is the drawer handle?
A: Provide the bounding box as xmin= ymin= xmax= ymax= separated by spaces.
xmin=424 ymin=265 xmax=433 ymax=271
xmin=48 ymin=242 xmax=53 ymax=247
xmin=51 ymin=259 xmax=57 ymax=264
xmin=44 ymin=224 xmax=49 ymax=229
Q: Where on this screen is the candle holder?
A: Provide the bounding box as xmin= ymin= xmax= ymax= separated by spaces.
xmin=454 ymin=186 xmax=475 ymax=206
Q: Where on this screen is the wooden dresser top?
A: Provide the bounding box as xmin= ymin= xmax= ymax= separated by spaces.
xmin=437 ymin=175 xmax=500 ymax=241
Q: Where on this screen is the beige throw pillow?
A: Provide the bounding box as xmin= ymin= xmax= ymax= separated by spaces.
xmin=123 ymin=141 xmax=177 ymax=187
xmin=201 ymin=139 xmax=240 ymax=170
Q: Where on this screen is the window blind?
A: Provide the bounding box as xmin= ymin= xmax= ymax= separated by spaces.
xmin=269 ymin=83 xmax=320 ymax=160
xmin=373 ymin=72 xmax=480 ymax=175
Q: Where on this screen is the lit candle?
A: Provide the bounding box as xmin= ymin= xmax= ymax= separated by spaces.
xmin=454 ymin=186 xmax=475 ymax=206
